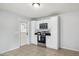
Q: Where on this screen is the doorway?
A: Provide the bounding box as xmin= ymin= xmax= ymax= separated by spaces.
xmin=20 ymin=23 xmax=28 ymax=46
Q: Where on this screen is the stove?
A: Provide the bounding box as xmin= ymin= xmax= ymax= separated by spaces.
xmin=35 ymin=31 xmax=51 ymax=47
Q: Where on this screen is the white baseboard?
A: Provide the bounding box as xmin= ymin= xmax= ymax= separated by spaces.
xmin=61 ymin=46 xmax=79 ymax=52
xmin=0 ymin=46 xmax=20 ymax=54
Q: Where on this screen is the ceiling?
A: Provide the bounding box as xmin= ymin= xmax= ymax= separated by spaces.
xmin=0 ymin=3 xmax=79 ymax=18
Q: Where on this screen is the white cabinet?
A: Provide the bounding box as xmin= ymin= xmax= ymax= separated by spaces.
xmin=35 ymin=20 xmax=44 ymax=30
xmin=46 ymin=16 xmax=59 ymax=49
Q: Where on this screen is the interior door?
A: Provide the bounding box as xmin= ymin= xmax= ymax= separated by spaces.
xmin=31 ymin=21 xmax=37 ymax=45
xmin=20 ymin=23 xmax=28 ymax=46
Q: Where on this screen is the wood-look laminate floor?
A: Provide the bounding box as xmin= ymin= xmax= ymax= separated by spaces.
xmin=1 ymin=44 xmax=79 ymax=56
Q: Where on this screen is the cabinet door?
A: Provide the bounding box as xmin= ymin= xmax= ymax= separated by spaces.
xmin=46 ymin=16 xmax=59 ymax=49
xmin=35 ymin=20 xmax=44 ymax=30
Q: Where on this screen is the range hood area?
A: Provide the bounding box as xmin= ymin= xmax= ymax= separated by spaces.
xmin=31 ymin=16 xmax=59 ymax=49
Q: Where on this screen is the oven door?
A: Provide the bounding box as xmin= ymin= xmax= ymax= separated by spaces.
xmin=38 ymin=35 xmax=46 ymax=43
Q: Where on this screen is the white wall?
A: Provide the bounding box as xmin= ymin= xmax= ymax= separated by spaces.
xmin=60 ymin=12 xmax=79 ymax=51
xmin=0 ymin=11 xmax=30 ymax=53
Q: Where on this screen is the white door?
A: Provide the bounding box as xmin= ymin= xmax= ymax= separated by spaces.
xmin=20 ymin=23 xmax=28 ymax=46
xmin=31 ymin=21 xmax=37 ymax=45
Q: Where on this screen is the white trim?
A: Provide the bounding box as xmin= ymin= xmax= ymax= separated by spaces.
xmin=0 ymin=46 xmax=20 ymax=54
xmin=61 ymin=47 xmax=79 ymax=52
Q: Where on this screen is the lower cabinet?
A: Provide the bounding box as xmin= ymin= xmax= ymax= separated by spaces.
xmin=46 ymin=36 xmax=59 ymax=50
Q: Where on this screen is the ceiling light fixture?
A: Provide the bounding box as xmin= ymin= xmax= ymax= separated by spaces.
xmin=32 ymin=3 xmax=40 ymax=8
